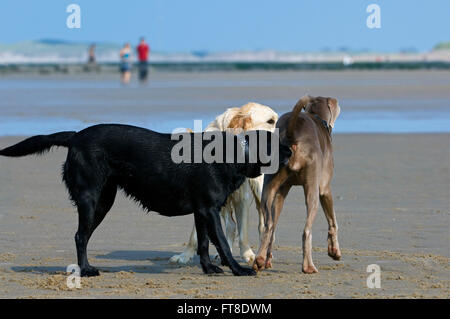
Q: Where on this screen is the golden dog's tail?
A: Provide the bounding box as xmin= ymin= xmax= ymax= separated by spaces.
xmin=286 ymin=95 xmax=310 ymax=141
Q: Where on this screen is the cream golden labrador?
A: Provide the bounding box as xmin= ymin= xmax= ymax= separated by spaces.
xmin=170 ymin=102 xmax=278 ymax=265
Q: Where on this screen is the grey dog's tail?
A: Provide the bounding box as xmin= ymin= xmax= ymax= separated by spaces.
xmin=0 ymin=131 xmax=76 ymax=157
xmin=286 ymin=95 xmax=311 ymax=141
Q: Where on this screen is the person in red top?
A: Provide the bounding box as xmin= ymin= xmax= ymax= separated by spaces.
xmin=136 ymin=37 xmax=150 ymax=83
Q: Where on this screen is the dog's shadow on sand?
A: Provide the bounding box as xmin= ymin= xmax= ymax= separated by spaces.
xmin=10 ymin=251 xmax=279 ymax=276
xmin=11 ymin=250 xmax=202 ymax=275
xmin=97 ymin=250 xmax=182 ymax=261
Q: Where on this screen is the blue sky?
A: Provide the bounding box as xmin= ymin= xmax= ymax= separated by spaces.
xmin=0 ymin=0 xmax=448 ymax=52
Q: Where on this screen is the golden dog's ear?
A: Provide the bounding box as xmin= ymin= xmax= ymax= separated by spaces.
xmin=328 ymin=98 xmax=340 ymax=128
xmin=228 ymin=113 xmax=253 ymax=132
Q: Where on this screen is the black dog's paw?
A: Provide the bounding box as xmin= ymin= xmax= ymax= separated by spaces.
xmin=211 ymin=254 xmax=229 ymax=267
xmin=233 ymin=266 xmax=257 ymax=276
xmin=81 ymin=266 xmax=100 ymax=277
xmin=220 ymin=258 xmax=229 ymax=267
xmin=203 ymin=264 xmax=224 ymax=275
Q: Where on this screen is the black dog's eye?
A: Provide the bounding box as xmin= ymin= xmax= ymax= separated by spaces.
xmin=267 ymin=119 xmax=275 ymax=125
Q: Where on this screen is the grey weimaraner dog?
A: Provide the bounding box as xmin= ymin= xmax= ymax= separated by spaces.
xmin=253 ymin=95 xmax=342 ymax=274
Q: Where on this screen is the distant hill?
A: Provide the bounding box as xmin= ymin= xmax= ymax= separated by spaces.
xmin=0 ymin=40 xmax=121 ymax=63
xmin=434 ymin=42 xmax=450 ymax=50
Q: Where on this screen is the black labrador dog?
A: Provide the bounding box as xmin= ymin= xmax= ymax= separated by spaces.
xmin=0 ymin=124 xmax=291 ymax=277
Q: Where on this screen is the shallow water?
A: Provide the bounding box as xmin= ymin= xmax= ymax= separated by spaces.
xmin=0 ymin=71 xmax=449 ymax=136
xmin=2 ymin=109 xmax=450 ymax=136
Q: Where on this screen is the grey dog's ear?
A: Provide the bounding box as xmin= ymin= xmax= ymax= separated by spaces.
xmin=327 ymin=98 xmax=340 ymax=128
xmin=304 ymin=97 xmax=329 ymax=122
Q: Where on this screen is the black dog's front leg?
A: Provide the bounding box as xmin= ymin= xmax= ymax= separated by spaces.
xmin=202 ymin=209 xmax=256 ymax=276
xmin=194 ymin=213 xmax=224 ymax=274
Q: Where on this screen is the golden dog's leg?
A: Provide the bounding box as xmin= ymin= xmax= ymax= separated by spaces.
xmin=224 ymin=209 xmax=236 ymax=255
xmin=169 ymin=224 xmax=197 ymax=264
xmin=320 ymin=186 xmax=341 ymax=261
xmin=249 ymin=176 xmax=265 ymax=242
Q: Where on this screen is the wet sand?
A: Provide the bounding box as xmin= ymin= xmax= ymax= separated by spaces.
xmin=0 ymin=133 xmax=449 ymax=298
xmin=2 ymin=70 xmax=450 ymax=135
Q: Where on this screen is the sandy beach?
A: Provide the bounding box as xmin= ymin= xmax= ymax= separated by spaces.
xmin=2 ymin=0 xmax=450 ymax=301
xmin=0 ymin=70 xmax=449 ymax=298
xmin=0 ymin=133 xmax=448 ymax=298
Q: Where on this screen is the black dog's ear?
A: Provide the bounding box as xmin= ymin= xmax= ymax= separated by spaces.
xmin=264 ymin=131 xmax=284 ymax=158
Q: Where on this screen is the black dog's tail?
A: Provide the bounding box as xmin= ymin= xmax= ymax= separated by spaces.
xmin=0 ymin=131 xmax=76 ymax=157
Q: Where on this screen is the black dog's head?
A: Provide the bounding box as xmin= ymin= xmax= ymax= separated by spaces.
xmin=236 ymin=130 xmax=292 ymax=178
xmin=172 ymin=131 xmax=291 ymax=177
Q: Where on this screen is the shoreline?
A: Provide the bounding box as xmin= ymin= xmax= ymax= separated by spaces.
xmin=2 ymin=60 xmax=450 ymax=74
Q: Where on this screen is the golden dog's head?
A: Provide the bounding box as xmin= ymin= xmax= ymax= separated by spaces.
xmin=225 ymin=102 xmax=278 ymax=133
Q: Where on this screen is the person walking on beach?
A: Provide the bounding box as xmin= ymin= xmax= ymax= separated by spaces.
xmin=88 ymin=44 xmax=96 ymax=65
xmin=84 ymin=44 xmax=100 ymax=73
xmin=119 ymin=43 xmax=132 ymax=84
xmin=136 ymin=37 xmax=150 ymax=83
